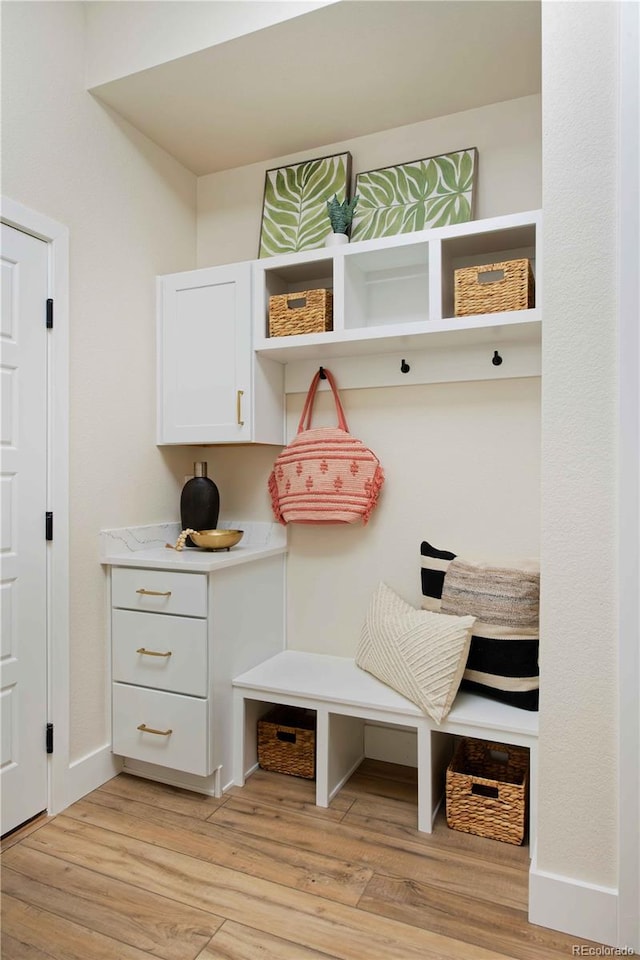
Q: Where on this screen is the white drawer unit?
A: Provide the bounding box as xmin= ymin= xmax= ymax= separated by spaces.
xmin=111 ymin=566 xmax=208 ymax=618
xmin=112 ymin=609 xmax=208 ymax=697
xmin=113 ymin=683 xmax=210 ymax=777
xmin=107 ymin=551 xmax=286 ymax=795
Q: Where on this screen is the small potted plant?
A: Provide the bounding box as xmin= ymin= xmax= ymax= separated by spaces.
xmin=325 ymin=194 xmax=359 ymax=246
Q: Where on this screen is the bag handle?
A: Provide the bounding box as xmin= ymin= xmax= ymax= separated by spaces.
xmin=297 ymin=368 xmax=349 ymax=433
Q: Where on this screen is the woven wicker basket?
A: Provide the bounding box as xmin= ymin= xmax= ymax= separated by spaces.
xmin=257 ymin=707 xmax=316 ymax=779
xmin=268 ymin=289 xmax=333 ymax=338
xmin=454 ymin=259 xmax=535 ymax=317
xmin=446 ymin=738 xmax=529 ymax=845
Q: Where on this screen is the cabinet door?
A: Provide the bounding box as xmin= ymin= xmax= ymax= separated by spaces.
xmin=157 ymin=263 xmax=252 ymax=444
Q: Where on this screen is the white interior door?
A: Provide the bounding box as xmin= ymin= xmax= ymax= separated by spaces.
xmin=1 ymin=223 xmax=49 ymax=835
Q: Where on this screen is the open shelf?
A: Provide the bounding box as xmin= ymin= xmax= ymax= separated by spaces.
xmin=253 ymin=210 xmax=541 ymax=376
xmin=343 ymin=241 xmax=430 ymax=330
xmin=255 ymin=309 xmax=540 ymax=363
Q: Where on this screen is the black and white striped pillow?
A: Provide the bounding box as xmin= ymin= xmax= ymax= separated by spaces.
xmin=420 ymin=541 xmax=540 ymax=711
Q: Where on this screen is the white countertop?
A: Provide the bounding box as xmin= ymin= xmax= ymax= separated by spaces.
xmin=100 ymin=521 xmax=287 ymax=572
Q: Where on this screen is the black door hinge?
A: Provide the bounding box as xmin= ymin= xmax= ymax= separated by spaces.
xmin=46 ymin=723 xmax=54 ymax=754
xmin=45 ymin=512 xmax=53 ymax=541
xmin=46 ymin=299 xmax=53 ymax=328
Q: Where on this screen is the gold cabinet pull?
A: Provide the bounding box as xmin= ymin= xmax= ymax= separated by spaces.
xmin=137 ymin=723 xmax=172 ymax=736
xmin=237 ymin=389 xmax=244 ymax=426
xmin=136 ymin=588 xmax=172 ymax=597
xmin=136 ymin=647 xmax=172 ymax=658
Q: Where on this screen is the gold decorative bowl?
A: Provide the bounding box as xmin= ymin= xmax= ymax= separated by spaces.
xmin=189 ymin=529 xmax=244 ymax=551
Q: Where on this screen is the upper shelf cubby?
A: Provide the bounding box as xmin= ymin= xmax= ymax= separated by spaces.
xmin=343 ymin=241 xmax=430 ymax=331
xmin=253 ymin=209 xmax=541 ymax=366
xmin=440 ymin=221 xmax=537 ymax=320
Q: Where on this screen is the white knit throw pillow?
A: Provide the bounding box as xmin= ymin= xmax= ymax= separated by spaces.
xmin=356 ymin=582 xmax=475 ymax=724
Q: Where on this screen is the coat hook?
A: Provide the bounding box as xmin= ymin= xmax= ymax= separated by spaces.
xmin=492 ymin=350 xmax=503 ymax=367
xmin=400 ymin=359 xmax=410 ymax=374
xmin=318 ymin=366 xmax=327 ymax=379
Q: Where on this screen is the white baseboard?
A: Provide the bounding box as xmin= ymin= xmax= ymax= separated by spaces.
xmin=364 ymin=723 xmax=418 ymax=767
xmin=328 ymin=754 xmax=365 ymax=802
xmin=59 ymin=744 xmax=122 ymax=813
xmin=529 ymin=861 xmax=619 ymax=947
xmin=121 ymin=758 xmax=222 ymax=797
xmin=239 ymin=761 xmax=260 ymax=787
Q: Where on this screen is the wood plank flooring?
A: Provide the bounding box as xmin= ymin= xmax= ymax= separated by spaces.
xmin=1 ymin=760 xmax=598 ymax=960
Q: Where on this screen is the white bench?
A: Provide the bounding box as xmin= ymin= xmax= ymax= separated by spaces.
xmin=232 ymin=650 xmax=538 ymax=847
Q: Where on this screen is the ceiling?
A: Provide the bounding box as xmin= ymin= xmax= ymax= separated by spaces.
xmin=89 ymin=1 xmax=541 ymax=177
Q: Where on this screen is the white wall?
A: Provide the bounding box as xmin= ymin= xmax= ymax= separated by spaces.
xmin=197 ymin=95 xmax=543 ymax=651
xmin=1 ymin=1 xmax=198 ymax=764
xmin=197 ymin=94 xmax=542 ymax=266
xmin=283 ymin=378 xmax=541 ymax=655
xmin=533 ymin=0 xmax=619 ymax=926
xmin=84 ymin=0 xmax=337 ymax=88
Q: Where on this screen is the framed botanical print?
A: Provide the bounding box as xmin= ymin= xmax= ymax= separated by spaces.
xmin=258 ymin=152 xmax=352 ymax=258
xmin=350 ymin=147 xmax=477 ymax=242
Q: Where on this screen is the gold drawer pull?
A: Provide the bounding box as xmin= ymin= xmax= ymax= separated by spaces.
xmin=237 ymin=389 xmax=244 ymax=426
xmin=136 ymin=647 xmax=172 ymax=658
xmin=136 ymin=588 xmax=172 ymax=597
xmin=137 ymin=723 xmax=172 ymax=736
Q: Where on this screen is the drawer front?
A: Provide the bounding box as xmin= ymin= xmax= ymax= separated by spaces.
xmin=111 ymin=567 xmax=207 ymax=618
xmin=112 ymin=683 xmax=210 ymax=776
xmin=112 ymin=609 xmax=207 ymax=697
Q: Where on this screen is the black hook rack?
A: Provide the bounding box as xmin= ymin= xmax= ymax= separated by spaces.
xmin=318 ymin=366 xmax=327 ymax=379
xmin=400 ymin=359 xmax=410 ymax=374
xmin=492 ymin=350 xmax=503 ymax=367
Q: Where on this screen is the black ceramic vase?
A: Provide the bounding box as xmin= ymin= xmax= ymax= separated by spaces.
xmin=180 ymin=462 xmax=220 ymax=547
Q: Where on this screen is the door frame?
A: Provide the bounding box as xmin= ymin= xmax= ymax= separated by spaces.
xmin=1 ymin=196 xmax=69 ymax=818
xmin=618 ymin=1 xmax=640 ymax=950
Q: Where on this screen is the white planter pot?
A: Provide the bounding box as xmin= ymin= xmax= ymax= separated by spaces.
xmin=324 ymin=232 xmax=349 ymax=247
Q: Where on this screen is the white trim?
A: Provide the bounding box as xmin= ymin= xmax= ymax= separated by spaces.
xmin=1 ymin=198 xmax=71 ymax=816
xmin=120 ymin=757 xmax=220 ymax=797
xmin=529 ymin=862 xmax=619 ymax=948
xmin=66 ymin=745 xmax=122 ymax=807
xmin=618 ymin=1 xmax=640 ymax=952
xmin=328 ymin=754 xmax=364 ymax=803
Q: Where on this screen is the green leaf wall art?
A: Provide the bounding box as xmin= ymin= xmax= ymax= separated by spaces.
xmin=350 ymin=148 xmax=478 ymax=242
xmin=258 ymin=152 xmax=352 ymax=258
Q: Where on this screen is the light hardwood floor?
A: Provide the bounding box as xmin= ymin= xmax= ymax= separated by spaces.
xmin=1 ymin=760 xmax=597 ymax=959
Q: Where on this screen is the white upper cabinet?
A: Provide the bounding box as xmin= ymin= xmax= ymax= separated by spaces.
xmin=157 ymin=263 xmax=284 ymax=445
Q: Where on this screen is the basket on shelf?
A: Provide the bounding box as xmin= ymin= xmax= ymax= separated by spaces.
xmin=446 ymin=737 xmax=529 ymax=845
xmin=454 ymin=258 xmax=535 ymax=317
xmin=268 ymin=288 xmax=333 ymax=338
xmin=257 ymin=706 xmax=316 ymax=779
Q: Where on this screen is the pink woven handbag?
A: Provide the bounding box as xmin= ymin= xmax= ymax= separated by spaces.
xmin=269 ymin=368 xmax=384 ymax=525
